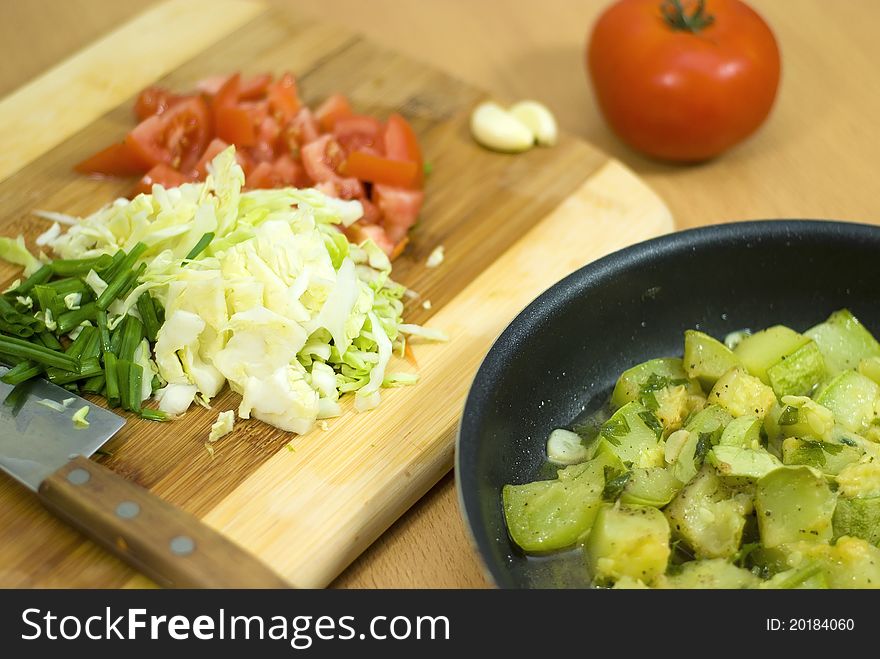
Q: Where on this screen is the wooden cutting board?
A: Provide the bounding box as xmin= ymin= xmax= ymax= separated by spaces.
xmin=0 ymin=0 xmax=673 ymax=588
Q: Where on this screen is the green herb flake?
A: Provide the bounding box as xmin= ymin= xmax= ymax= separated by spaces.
xmin=602 ymin=466 xmax=631 ymax=501
xmin=600 ymin=415 xmax=630 ymax=446
xmin=778 ymin=405 xmax=800 ymax=426
xmin=638 ymin=410 xmax=664 ymax=439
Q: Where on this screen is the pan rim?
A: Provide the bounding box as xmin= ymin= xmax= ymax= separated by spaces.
xmin=455 ymin=218 xmax=880 ymax=588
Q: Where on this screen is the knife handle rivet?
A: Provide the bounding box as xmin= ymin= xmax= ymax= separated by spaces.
xmin=169 ymin=535 xmax=195 ymax=556
xmin=115 ymin=501 xmax=140 ymax=519
xmin=67 ymin=468 xmax=90 ymax=485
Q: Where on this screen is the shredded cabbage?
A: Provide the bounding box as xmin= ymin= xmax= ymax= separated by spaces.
xmin=43 ymin=146 xmax=437 ymax=434
xmin=0 ymin=235 xmax=42 ymax=276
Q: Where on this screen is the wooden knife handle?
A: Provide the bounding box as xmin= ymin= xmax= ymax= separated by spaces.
xmin=38 ymin=455 xmax=289 ymax=588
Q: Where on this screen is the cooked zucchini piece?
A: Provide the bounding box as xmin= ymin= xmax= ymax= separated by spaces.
xmin=833 ymin=497 xmax=880 ymax=546
xmin=734 ymin=325 xmax=809 ymax=383
xmin=710 ymin=445 xmax=782 ymax=480
xmin=759 ymin=561 xmax=828 ymax=589
xmin=781 ymin=437 xmax=862 ymax=475
xmin=719 ymin=415 xmax=763 ymax=449
xmin=814 ymin=370 xmax=880 ymax=434
xmin=766 ymin=340 xmax=826 ymax=398
xmin=665 ymin=465 xmax=753 ymax=559
xmin=779 ymin=537 xmax=880 ymax=588
xmin=775 ymin=395 xmax=834 ymax=441
xmin=685 ymin=403 xmax=733 ymax=435
xmin=755 ymin=466 xmax=837 ymax=547
xmin=621 ymin=467 xmax=682 ymax=507
xmin=709 ymin=367 xmax=777 ymax=419
xmin=684 ymin=330 xmax=744 ymax=389
xmin=596 ymin=401 xmax=664 ymax=467
xmin=835 ymin=459 xmax=880 ymax=498
xmin=585 ymin=503 xmax=670 ymax=585
xmin=666 ymin=429 xmax=715 ymax=485
xmin=503 ymin=459 xmax=606 ymax=552
xmin=859 ymin=356 xmax=880 ymax=385
xmin=806 ymin=309 xmax=880 ymax=376
xmin=660 ymin=558 xmax=760 ymax=589
xmin=653 ymin=384 xmax=705 ymax=435
xmin=610 ymin=357 xmax=701 ymax=410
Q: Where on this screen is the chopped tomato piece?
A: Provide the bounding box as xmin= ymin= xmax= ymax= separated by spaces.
xmin=216 ymin=106 xmax=256 ymax=146
xmin=213 ymin=72 xmax=241 ymax=109
xmin=384 ymin=113 xmax=423 ymax=186
xmin=345 ymin=223 xmax=395 ymax=256
xmin=343 ymin=151 xmax=420 ymax=188
xmin=333 ymin=115 xmax=383 ymax=155
xmin=133 ymin=163 xmax=190 ymax=196
xmin=125 ymin=96 xmax=211 ymax=172
xmin=134 ymin=86 xmax=181 ymax=121
xmin=245 ymin=156 xmax=309 ymax=189
xmin=301 ymin=135 xmax=364 ymax=199
xmin=267 ymin=72 xmax=301 ymax=122
xmin=194 ymin=75 xmax=228 ymax=96
xmin=373 ymin=184 xmax=424 ymax=244
xmin=74 ymin=142 xmax=150 ymax=176
xmin=238 ymin=73 xmax=272 ymax=100
xmin=315 ymin=93 xmax=353 ymax=132
xmin=192 ymin=137 xmax=249 ymax=178
xmin=285 ymin=108 xmax=320 ymax=149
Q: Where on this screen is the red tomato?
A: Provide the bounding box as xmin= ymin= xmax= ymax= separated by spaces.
xmin=588 ymin=0 xmax=780 ymax=161
xmin=191 ymin=137 xmax=252 ymax=178
xmin=333 ymin=115 xmax=383 ymax=155
xmin=133 ymin=163 xmax=190 ymax=196
xmin=315 ymin=93 xmax=353 ymax=132
xmin=74 ymin=142 xmax=150 ymax=176
xmin=285 ymin=108 xmax=320 ymax=148
xmin=342 ymin=151 xmax=420 ymax=188
xmin=134 ymin=86 xmax=180 ymax=121
xmin=216 ymin=106 xmax=256 ymax=146
xmin=372 ymin=184 xmax=424 ymax=244
xmin=301 ymin=135 xmax=364 ymax=200
xmin=383 ymin=114 xmax=422 ymax=164
xmin=238 ymin=73 xmax=272 ymax=100
xmin=345 ymin=223 xmax=396 ymax=257
xmin=267 ymin=72 xmax=301 ymax=122
xmin=125 ymin=96 xmax=212 ymax=171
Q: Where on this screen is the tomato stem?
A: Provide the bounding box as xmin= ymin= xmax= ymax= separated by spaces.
xmin=661 ymin=0 xmax=714 ymax=33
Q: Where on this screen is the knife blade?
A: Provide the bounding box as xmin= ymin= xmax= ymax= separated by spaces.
xmin=0 ymin=367 xmax=288 ymax=588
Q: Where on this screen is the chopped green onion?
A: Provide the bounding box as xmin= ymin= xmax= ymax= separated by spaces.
xmin=98 ymin=250 xmax=125 ymax=280
xmin=3 ymin=381 xmax=32 ymax=413
xmin=46 ymin=277 xmax=90 ymax=297
xmin=0 ymin=360 xmax=42 ymax=385
xmin=128 ymin=362 xmax=143 ymax=413
xmin=81 ymin=373 xmax=106 ymax=394
xmin=38 ymin=331 xmax=62 ymax=350
xmin=185 ymin=232 xmax=215 ymax=261
xmin=48 ymin=357 xmax=103 ymax=385
xmin=96 ymin=269 xmax=136 ymax=311
xmin=139 ymin=408 xmax=169 ymax=422
xmin=50 ymin=254 xmax=113 ymax=277
xmin=96 ymin=310 xmax=112 ymax=353
xmin=118 ymin=315 xmax=145 ymax=361
xmin=104 ymin=351 xmax=120 ymax=407
xmin=136 ymin=294 xmax=160 ymax=343
xmin=117 ymin=359 xmax=132 ymax=411
xmin=0 ymin=335 xmax=77 ymax=370
xmin=56 ymin=302 xmax=97 ymax=334
xmin=13 ymin=264 xmax=52 ymax=296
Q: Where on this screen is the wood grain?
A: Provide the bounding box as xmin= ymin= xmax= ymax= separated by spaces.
xmin=40 ymin=456 xmax=289 ymax=588
xmin=0 ymin=2 xmax=671 ymax=587
xmin=0 ymin=0 xmax=263 ymax=182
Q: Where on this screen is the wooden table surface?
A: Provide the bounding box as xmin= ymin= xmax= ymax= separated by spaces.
xmin=3 ymin=0 xmax=879 ymax=588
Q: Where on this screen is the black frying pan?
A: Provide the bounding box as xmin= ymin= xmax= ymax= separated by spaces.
xmin=456 ymin=220 xmax=880 ymax=588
